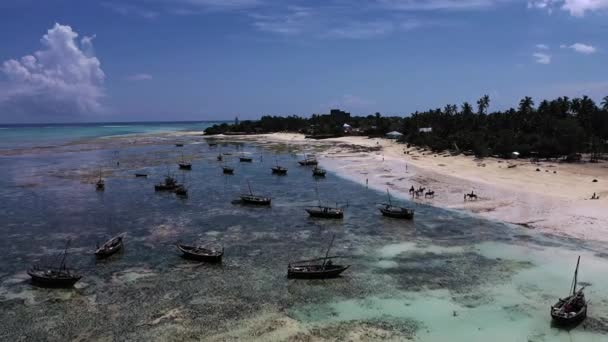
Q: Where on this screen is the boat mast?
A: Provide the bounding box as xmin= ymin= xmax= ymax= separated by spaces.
xmin=572 ymin=256 xmax=580 ymax=295
xmin=387 ymin=189 xmax=392 ymax=206
xmin=247 ymin=180 xmax=253 ymax=196
xmin=321 ymin=234 xmax=336 ymax=269
xmin=59 ymin=240 xmax=71 ymax=270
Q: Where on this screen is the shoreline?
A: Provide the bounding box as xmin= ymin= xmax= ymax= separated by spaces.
xmin=211 ymin=133 xmax=608 ymax=243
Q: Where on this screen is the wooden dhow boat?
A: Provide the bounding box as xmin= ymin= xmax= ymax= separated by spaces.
xmin=176 ymin=243 xmax=223 ymax=262
xmin=239 ymin=153 xmax=253 ymax=162
xmin=312 ymin=166 xmax=326 ymax=177
xmin=298 ymin=153 xmax=318 ymax=166
xmin=288 ymin=235 xmax=349 ymax=279
xmin=306 ymin=206 xmax=344 ymax=219
xmin=95 ymin=234 xmax=124 ymax=258
xmin=239 ymin=181 xmax=271 ymax=205
xmin=551 ymin=256 xmax=588 ymax=326
xmin=271 ymin=159 xmax=288 ymax=175
xmin=379 ymin=189 xmax=414 ymax=219
xmin=28 ymin=240 xmax=82 ymax=287
xmin=95 ymin=169 xmax=105 ymax=191
xmin=178 ymin=152 xmax=192 ymax=170
xmin=155 ymin=173 xmax=179 ymax=191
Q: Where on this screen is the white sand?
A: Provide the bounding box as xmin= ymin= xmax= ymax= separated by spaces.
xmin=213 ymin=133 xmax=608 ymax=242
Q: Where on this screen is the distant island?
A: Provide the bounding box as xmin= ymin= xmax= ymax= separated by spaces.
xmin=205 ymin=95 xmax=608 ymax=160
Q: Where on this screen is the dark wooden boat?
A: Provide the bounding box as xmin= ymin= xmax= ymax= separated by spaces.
xmin=155 ymin=174 xmax=178 ymax=191
xmin=217 ymin=153 xmax=223 ymax=161
xmin=95 ymin=178 xmax=105 ymax=191
xmin=239 ymin=155 xmax=253 ymax=162
xmin=95 ymin=235 xmax=123 ymax=258
xmin=312 ymin=166 xmax=326 ymax=177
xmin=287 ymin=235 xmax=349 ymax=279
xmin=271 ymin=166 xmax=288 ymax=175
xmin=175 ymin=143 xmax=184 ymax=147
xmin=380 ymin=205 xmax=414 ymax=219
xmin=178 ymin=163 xmax=192 ymax=170
xmin=28 ymin=240 xmax=81 ymax=287
xmin=306 ymin=206 xmax=343 ymax=219
xmin=551 ymin=256 xmax=588 ymax=326
xmin=222 ymin=166 xmax=234 ymax=174
xmin=95 ymin=169 xmax=105 ymax=190
xmin=298 ymin=156 xmax=318 ymax=166
xmin=176 ymin=243 xmax=223 ymax=262
xmin=174 ymin=184 xmax=188 ymax=197
xmin=177 ymin=152 xmax=192 ymax=170
xmin=134 ymin=173 xmax=148 ymax=178
xmin=239 ymin=181 xmax=271 ymax=205
xmin=379 ymin=189 xmax=414 ymax=219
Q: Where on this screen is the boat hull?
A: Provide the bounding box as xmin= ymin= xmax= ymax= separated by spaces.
xmin=178 ymin=164 xmax=192 ymax=170
xmin=271 ymin=168 xmax=288 ymax=175
xmin=379 ymin=208 xmax=414 ymax=219
xmin=177 ymin=245 xmax=223 ymax=263
xmin=288 ymin=265 xmax=349 ymax=279
xmin=306 ymin=209 xmax=343 ymax=219
xmin=551 ymin=306 xmax=587 ymax=326
xmin=95 ymin=237 xmax=123 ymax=258
xmin=27 ymin=270 xmax=81 ymax=288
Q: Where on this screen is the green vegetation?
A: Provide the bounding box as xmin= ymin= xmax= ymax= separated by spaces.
xmin=205 ymin=95 xmax=608 ymax=159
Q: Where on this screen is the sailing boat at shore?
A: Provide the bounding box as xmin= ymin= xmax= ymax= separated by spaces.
xmin=95 ymin=234 xmax=124 ymax=258
xmin=28 ymin=240 xmax=82 ymax=287
xmin=288 ymin=235 xmax=350 ymax=279
xmin=305 ymin=187 xmax=344 ymax=219
xmin=155 ymin=170 xmax=179 ymax=191
xmin=298 ymin=153 xmax=318 ymax=166
xmin=95 ymin=169 xmax=105 ymax=191
xmin=178 ymin=152 xmax=192 ymax=170
xmin=551 ymin=256 xmax=588 ymax=326
xmin=379 ymin=189 xmax=414 ymax=219
xmin=239 ymin=180 xmax=271 ymax=205
xmin=271 ymin=158 xmax=288 ymax=175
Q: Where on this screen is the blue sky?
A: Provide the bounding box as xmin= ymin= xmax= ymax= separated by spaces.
xmin=0 ymin=0 xmax=607 ymax=123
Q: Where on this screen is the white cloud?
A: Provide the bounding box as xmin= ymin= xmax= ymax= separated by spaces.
xmin=101 ymin=2 xmax=159 ymax=19
xmin=533 ymin=52 xmax=551 ymax=64
xmin=536 ymin=43 xmax=549 ymax=49
xmin=568 ymin=42 xmax=597 ymax=54
xmin=0 ymin=23 xmax=105 ymax=121
xmin=529 ymin=0 xmax=608 ymax=16
xmin=377 ymin=0 xmax=503 ymax=11
xmin=324 ymin=21 xmax=396 ymax=39
xmin=126 ymin=73 xmax=153 ymax=81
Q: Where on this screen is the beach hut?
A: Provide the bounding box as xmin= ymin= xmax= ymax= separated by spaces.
xmin=386 ymin=131 xmax=403 ymax=139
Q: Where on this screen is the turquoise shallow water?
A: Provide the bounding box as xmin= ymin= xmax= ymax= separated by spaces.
xmin=0 ymin=121 xmax=223 ymax=150
xmin=0 ymin=134 xmax=607 ymax=341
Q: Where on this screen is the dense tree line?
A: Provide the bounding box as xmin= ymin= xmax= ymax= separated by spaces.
xmin=204 ymin=96 xmax=608 ymax=159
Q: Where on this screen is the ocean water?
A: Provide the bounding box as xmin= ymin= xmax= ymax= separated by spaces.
xmin=0 ymin=121 xmax=223 ymax=150
xmin=0 ymin=132 xmax=607 ymax=341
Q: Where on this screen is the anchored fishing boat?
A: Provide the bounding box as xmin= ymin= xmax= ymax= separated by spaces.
xmin=134 ymin=173 xmax=148 ymax=178
xmin=95 ymin=234 xmax=124 ymax=258
xmin=239 ymin=153 xmax=253 ymax=162
xmin=271 ymin=158 xmax=288 ymax=175
xmin=28 ymin=240 xmax=82 ymax=287
xmin=298 ymin=153 xmax=318 ymax=166
xmin=178 ymin=152 xmax=192 ymax=170
xmin=95 ymin=169 xmax=105 ymax=191
xmin=551 ymin=256 xmax=588 ymax=326
xmin=288 ymin=235 xmax=349 ymax=279
xmin=239 ymin=181 xmax=271 ymax=205
xmin=155 ymin=173 xmax=179 ymax=191
xmin=312 ymin=166 xmax=326 ymax=177
xmin=305 ymin=187 xmax=344 ymax=218
xmin=176 ymin=243 xmax=223 ymax=262
xmin=379 ymin=189 xmax=414 ymax=219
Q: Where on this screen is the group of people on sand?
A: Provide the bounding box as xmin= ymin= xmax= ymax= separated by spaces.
xmin=591 ymin=193 xmax=600 ymax=200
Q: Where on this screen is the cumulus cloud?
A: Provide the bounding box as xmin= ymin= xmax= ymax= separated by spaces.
xmin=126 ymin=73 xmax=153 ymax=81
xmin=568 ymin=42 xmax=597 ymax=54
xmin=0 ymin=23 xmax=105 ymax=122
xmin=533 ymin=52 xmax=551 ymax=64
xmin=536 ymin=43 xmax=549 ymax=49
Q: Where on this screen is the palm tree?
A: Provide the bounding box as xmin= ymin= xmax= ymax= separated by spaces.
xmin=601 ymin=96 xmax=608 ymax=111
xmin=518 ymin=96 xmax=534 ymax=114
xmin=477 ymin=94 xmax=490 ymax=115
xmin=461 ymin=102 xmax=473 ymax=116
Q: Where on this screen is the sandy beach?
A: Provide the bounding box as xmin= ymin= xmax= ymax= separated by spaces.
xmin=215 ymin=133 xmax=608 ymax=243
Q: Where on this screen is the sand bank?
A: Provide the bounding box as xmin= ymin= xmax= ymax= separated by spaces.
xmin=216 ymin=133 xmax=608 ymax=243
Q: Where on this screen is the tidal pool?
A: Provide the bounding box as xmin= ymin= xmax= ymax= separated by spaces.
xmin=0 ymin=134 xmax=606 ymax=341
